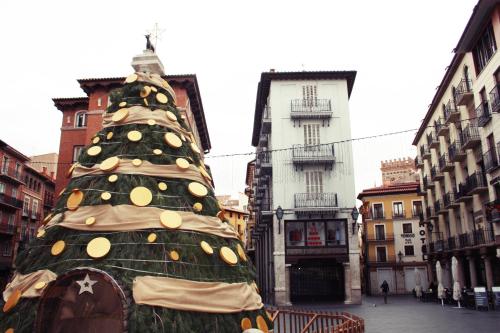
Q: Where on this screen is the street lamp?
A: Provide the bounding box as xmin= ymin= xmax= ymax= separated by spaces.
xmin=276 ymin=205 xmax=284 ymax=234
xmin=351 ymin=207 xmax=360 ymax=234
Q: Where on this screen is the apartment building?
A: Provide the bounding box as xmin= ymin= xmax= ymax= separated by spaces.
xmin=251 ymin=70 xmax=360 ymax=305
xmin=413 ymin=0 xmax=500 ymax=292
xmin=358 ymin=182 xmax=428 ymax=295
xmin=245 ymin=160 xmax=256 ymax=259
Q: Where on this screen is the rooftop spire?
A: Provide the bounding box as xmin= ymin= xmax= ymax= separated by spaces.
xmin=131 ymin=33 xmax=165 ymax=75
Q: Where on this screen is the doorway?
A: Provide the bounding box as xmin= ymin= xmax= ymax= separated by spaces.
xmin=291 ymin=259 xmax=344 ymax=302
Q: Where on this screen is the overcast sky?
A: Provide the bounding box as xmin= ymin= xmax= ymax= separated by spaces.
xmin=0 ymin=0 xmax=478 ymax=202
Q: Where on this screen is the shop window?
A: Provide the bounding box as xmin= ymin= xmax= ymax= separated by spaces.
xmin=306 ymin=222 xmax=325 ymax=246
xmin=287 ymin=222 xmax=305 ymax=247
xmin=326 ymin=221 xmax=346 ymax=245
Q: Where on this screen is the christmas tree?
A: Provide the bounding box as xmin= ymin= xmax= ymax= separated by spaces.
xmin=0 ymin=67 xmax=272 ymax=332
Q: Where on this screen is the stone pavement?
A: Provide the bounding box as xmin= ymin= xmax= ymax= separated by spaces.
xmin=292 ymin=295 xmax=500 ymax=333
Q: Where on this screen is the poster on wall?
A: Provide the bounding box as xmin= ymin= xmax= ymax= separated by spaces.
xmin=326 ymin=221 xmax=346 ymax=246
xmin=287 ymin=222 xmax=305 ymax=246
xmin=307 ymin=222 xmax=325 ymax=246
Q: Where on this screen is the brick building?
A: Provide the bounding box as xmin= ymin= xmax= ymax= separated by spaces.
xmin=381 ymin=157 xmax=419 ymax=186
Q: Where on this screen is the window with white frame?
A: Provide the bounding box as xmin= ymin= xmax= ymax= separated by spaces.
xmin=7 ymin=215 xmax=14 ymax=233
xmin=304 ymin=124 xmax=320 ymax=147
xmin=75 ymin=112 xmax=87 ymax=128
xmin=305 ymin=171 xmax=323 ymax=195
xmin=97 ymin=97 xmax=102 ymax=107
xmin=11 ymin=188 xmax=17 ymax=199
xmin=32 ymin=199 xmax=38 ymax=219
xmin=1 ymin=156 xmax=8 ymax=174
xmin=22 ymin=196 xmax=30 ymax=216
xmin=393 ymin=202 xmax=404 ymax=218
xmin=0 ymin=182 xmax=5 ymax=194
xmin=73 ymin=145 xmax=84 ymax=163
xmin=376 ymin=246 xmax=387 ymax=262
xmin=302 ymin=85 xmax=318 ymax=107
xmin=14 ymin=163 xmax=21 ymax=179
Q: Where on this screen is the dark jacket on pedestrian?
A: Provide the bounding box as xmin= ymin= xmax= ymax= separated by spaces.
xmin=381 ymin=280 xmax=389 ymax=293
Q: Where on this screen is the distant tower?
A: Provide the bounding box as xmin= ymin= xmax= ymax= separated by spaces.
xmin=380 ymin=157 xmax=418 ymax=185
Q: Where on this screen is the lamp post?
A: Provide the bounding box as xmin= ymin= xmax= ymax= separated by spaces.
xmin=351 ymin=207 xmax=359 ymax=234
xmin=396 ymin=250 xmax=403 ymax=294
xmin=276 ymin=206 xmax=284 ymax=234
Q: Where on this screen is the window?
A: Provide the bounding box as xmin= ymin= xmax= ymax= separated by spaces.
xmin=97 ymin=97 xmax=102 ymax=107
xmin=14 ymin=163 xmax=21 ymax=179
xmin=0 ymin=182 xmax=5 ymax=194
xmin=287 ymin=221 xmax=305 ymax=247
xmin=305 ymin=171 xmax=323 ymax=195
xmin=7 ymin=215 xmax=14 ymax=233
xmin=373 ymin=203 xmax=384 ymax=219
xmin=393 ymin=202 xmax=404 ymax=218
xmin=229 ymin=212 xmax=233 ymax=218
xmin=32 ymin=200 xmax=38 ymax=219
xmin=22 ymin=196 xmax=30 ymax=216
xmin=376 ymin=246 xmax=387 ymax=262
xmin=404 ymin=245 xmax=415 ymax=256
xmin=375 ymin=225 xmax=386 ymax=240
xmin=73 ymin=145 xmax=85 ymax=163
xmin=306 ymin=222 xmax=325 ymax=246
xmin=1 ymin=156 xmax=8 ymax=174
xmin=75 ymin=112 xmax=87 ymax=128
xmin=402 ymin=223 xmax=413 ymax=233
xmin=2 ymin=242 xmax=12 ymax=257
xmin=302 ymin=85 xmax=318 ymax=107
xmin=21 ymin=221 xmax=27 ymax=241
xmin=412 ymin=201 xmax=422 ymax=217
xmin=326 ymin=221 xmax=346 ymax=245
xmin=304 ymin=124 xmax=320 ymax=146
xmin=473 ymin=23 xmax=497 ymax=74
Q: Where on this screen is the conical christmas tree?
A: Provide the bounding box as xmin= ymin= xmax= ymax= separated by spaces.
xmin=0 ymin=69 xmax=272 ymax=332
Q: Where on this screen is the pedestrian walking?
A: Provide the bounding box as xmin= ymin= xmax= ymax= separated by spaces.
xmin=381 ymin=280 xmax=389 ymax=304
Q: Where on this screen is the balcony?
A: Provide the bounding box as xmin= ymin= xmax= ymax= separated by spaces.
xmin=438 ymin=153 xmax=454 ymax=172
xmin=470 ymin=229 xmax=495 ymax=247
xmin=465 ymin=171 xmax=488 ymax=195
xmin=476 ymin=101 xmax=492 ymax=127
xmin=454 ymin=78 xmax=474 ymax=106
xmin=415 ymin=156 xmax=424 ymax=168
xmin=448 ymin=140 xmax=466 ymax=162
xmin=0 ymin=165 xmax=24 ymax=185
xmin=290 ymin=99 xmax=332 ymax=120
xmin=444 ymin=99 xmax=460 ymax=124
xmin=392 ymin=211 xmax=406 ymax=219
xmin=489 ymin=84 xmax=500 ymax=113
xmin=294 ymin=193 xmax=338 ymax=214
xmin=435 ymin=119 xmax=449 ymax=137
xmin=426 ymin=206 xmax=437 ymax=220
xmin=460 ymin=123 xmax=480 ymax=149
xmin=435 ymin=199 xmax=447 ymax=214
xmin=421 ymin=144 xmax=431 ymax=160
xmin=423 ymin=175 xmax=434 ymax=190
xmin=291 ymin=144 xmax=335 ymax=169
xmin=256 ymin=198 xmax=272 ymax=215
xmin=417 ymin=184 xmax=426 ymax=196
xmin=458 ymin=233 xmax=469 ymax=248
xmin=443 ymin=191 xmax=459 ymax=209
xmin=0 ymin=223 xmax=15 ymax=236
xmin=30 ymin=212 xmax=41 ymax=221
xmin=427 ymin=132 xmax=440 ymax=149
xmin=447 ymin=237 xmax=456 ymax=251
xmin=256 ymin=151 xmax=272 ymax=175
xmin=456 ymin=182 xmax=473 ymax=202
xmin=483 ymin=147 xmax=499 ymax=173
xmin=366 ymin=233 xmax=395 ymax=242
xmin=258 ymin=133 xmax=269 ymax=147
xmin=0 ymin=193 xmax=23 ymax=210
xmin=262 ymin=106 xmax=271 ymax=134
xmin=430 ymin=165 xmax=443 ymax=181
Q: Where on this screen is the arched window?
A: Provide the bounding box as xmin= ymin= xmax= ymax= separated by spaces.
xmin=75 ymin=112 xmax=87 ymax=128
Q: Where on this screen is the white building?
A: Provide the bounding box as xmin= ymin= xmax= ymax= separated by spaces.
xmin=251 ymin=70 xmax=361 ymax=305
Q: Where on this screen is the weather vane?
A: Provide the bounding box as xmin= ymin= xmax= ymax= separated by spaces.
xmin=146 ymin=23 xmax=166 ymax=52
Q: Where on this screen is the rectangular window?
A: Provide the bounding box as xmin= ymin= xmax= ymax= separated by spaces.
xmin=402 ymin=223 xmax=413 ymax=233
xmin=286 ymin=221 xmax=305 ymax=247
xmin=7 ymin=215 xmax=14 ymax=233
xmin=32 ymin=200 xmax=38 ymax=219
xmin=11 ymin=188 xmax=17 ymax=199
xmin=404 ymin=245 xmax=415 ymax=256
xmin=73 ymin=145 xmax=84 ymax=163
xmin=75 ymin=112 xmax=87 ymax=128
xmin=373 ymin=203 xmax=384 ymax=219
xmin=376 ymin=246 xmax=387 ymax=262
xmin=412 ymin=201 xmax=422 ymax=217
xmin=375 ymin=225 xmax=386 ymax=240
xmin=21 ymin=221 xmax=27 ymax=241
xmin=304 ymin=124 xmax=320 ymax=146
xmin=2 ymin=242 xmax=12 ymax=257
xmin=22 ymin=196 xmax=30 ymax=216
xmin=473 ymin=23 xmax=497 ymax=74
xmin=326 ymin=221 xmax=346 ymax=245
xmin=97 ymin=97 xmax=102 ymax=107
xmin=306 ymin=221 xmax=325 ymax=246
xmin=0 ymin=182 xmax=5 ymax=194
xmin=1 ymin=156 xmax=8 ymax=174
xmin=393 ymin=202 xmax=404 ymax=218
xmin=305 ymin=171 xmax=323 ymax=195
xmin=302 ymin=85 xmax=318 ymax=107
xmin=14 ymin=163 xmax=21 ymax=179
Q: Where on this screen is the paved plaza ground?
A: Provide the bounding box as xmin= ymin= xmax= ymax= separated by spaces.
xmin=293 ymin=295 xmax=500 ymax=333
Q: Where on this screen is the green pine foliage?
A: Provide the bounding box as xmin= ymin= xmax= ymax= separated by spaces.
xmin=0 ymin=77 xmax=273 ymax=332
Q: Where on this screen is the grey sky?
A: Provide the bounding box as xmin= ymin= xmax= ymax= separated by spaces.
xmin=0 ymin=0 xmax=477 ymax=199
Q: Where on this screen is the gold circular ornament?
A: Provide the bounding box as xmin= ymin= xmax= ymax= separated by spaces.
xmin=100 ymin=156 xmax=120 ymax=172
xmin=3 ymin=289 xmax=21 ymax=313
xmin=127 ymin=130 xmax=142 ymax=142
xmin=158 ymin=182 xmax=168 ymax=191
xmin=153 ymin=148 xmax=162 ymax=155
xmin=147 ymin=233 xmax=157 ymax=243
xmin=130 ymin=186 xmax=153 ymax=207
xmin=169 ymin=250 xmax=179 ymax=261
xmin=36 ymin=228 xmax=46 ymax=238
xmin=220 ymin=247 xmax=238 ymax=265
xmin=67 ymin=190 xmax=84 ymax=211
xmin=112 ymin=108 xmax=129 ymax=123
xmin=34 ymin=281 xmax=46 ymax=291
xmin=193 ymin=202 xmax=203 ymax=212
xmin=106 ymin=131 xmax=114 ymax=140
xmin=188 ymin=182 xmax=208 ymax=198
xmin=164 ymin=132 xmax=182 ymax=148
xmin=92 ymin=136 xmax=100 ymax=144
xmin=156 ymin=93 xmax=168 ymax=104
xmin=125 ymin=73 xmax=138 ymax=83
xmin=132 ymin=159 xmax=143 ymax=167
xmin=108 ymin=174 xmax=118 ymax=183
xmin=176 ymin=158 xmax=190 ymax=170
xmin=101 ymin=192 xmax=112 ymax=201
xmin=140 ymin=86 xmax=151 ymax=98
xmin=87 ymin=237 xmax=111 ymax=259
xmin=166 ymin=111 xmax=177 ymax=122
xmin=237 ymin=244 xmax=247 ymax=261
xmin=151 ymin=86 xmax=158 ymax=93
xmin=241 ymin=318 xmax=252 ymax=330
xmin=119 ymin=101 xmax=127 ymax=107
xmin=200 ymin=241 xmax=213 ymax=255
xmin=190 ymin=142 xmax=201 ymax=154
xmin=160 ymin=211 xmax=182 ymax=229
xmin=85 ymin=216 xmax=96 ymax=226
xmin=147 ymin=119 xmax=156 ymax=126
xmin=87 ymin=146 xmax=102 ymax=157
xmin=256 ymin=315 xmax=269 ymax=333
xmin=51 ymin=240 xmax=66 ymax=256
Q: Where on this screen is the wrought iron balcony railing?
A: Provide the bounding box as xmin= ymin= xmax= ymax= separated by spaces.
xmin=483 ymin=147 xmax=499 ymax=173
xmin=420 ymin=144 xmax=431 ymax=159
xmin=290 ymin=99 xmax=332 ymax=118
xmin=489 ymin=84 xmax=500 ymax=113
xmin=460 ymin=122 xmax=480 ymax=149
xmin=476 ymin=101 xmax=492 ymax=127
xmin=455 ymin=78 xmax=473 ymax=106
xmin=0 ymin=223 xmax=15 ymax=235
xmin=294 ymin=192 xmax=338 ymax=209
xmin=291 ymin=144 xmax=335 ymax=164
xmin=427 ymin=132 xmax=439 ymax=149
xmin=435 ymin=118 xmax=448 ymax=136
xmin=444 ymin=99 xmax=460 ymax=124
xmin=448 ymin=140 xmax=466 ymax=162
xmin=0 ymin=193 xmax=23 ymax=209
xmin=465 ymin=171 xmax=487 ymax=195
xmin=0 ymin=165 xmax=24 ymax=183
xmin=392 ymin=211 xmax=405 ymax=219
xmin=415 ymin=156 xmax=423 ymax=168
xmin=431 ymin=165 xmax=443 ymax=181
xmin=443 ymin=191 xmax=457 ymax=208
xmin=366 ymin=233 xmax=395 ymax=242
xmin=438 ymin=153 xmax=454 ymax=172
